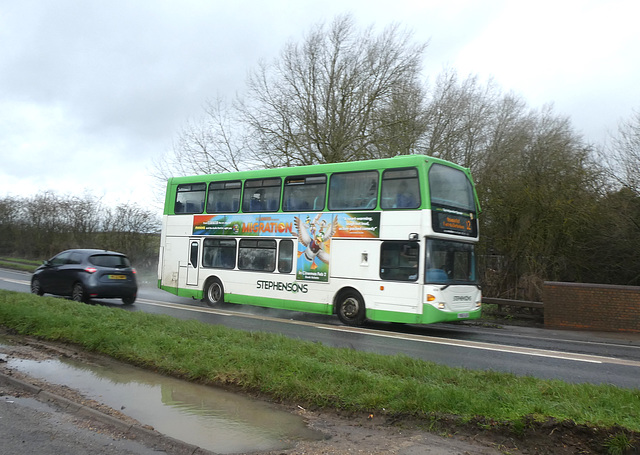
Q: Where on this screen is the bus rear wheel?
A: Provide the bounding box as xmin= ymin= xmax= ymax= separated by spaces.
xmin=336 ymin=290 xmax=366 ymax=327
xmin=203 ymin=277 xmax=224 ymax=307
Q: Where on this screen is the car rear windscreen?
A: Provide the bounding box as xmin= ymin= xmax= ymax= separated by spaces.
xmin=89 ymin=254 xmax=131 ymax=268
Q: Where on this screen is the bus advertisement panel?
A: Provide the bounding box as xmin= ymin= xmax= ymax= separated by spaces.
xmin=193 ymin=212 xmax=381 ymax=282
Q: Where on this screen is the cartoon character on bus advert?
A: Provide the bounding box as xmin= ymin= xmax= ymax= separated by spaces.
xmin=293 ymin=214 xmax=337 ymax=282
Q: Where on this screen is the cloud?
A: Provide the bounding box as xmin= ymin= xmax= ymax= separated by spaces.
xmin=452 ymin=0 xmax=640 ymax=140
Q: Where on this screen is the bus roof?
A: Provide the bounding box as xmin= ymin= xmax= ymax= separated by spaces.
xmin=166 ymin=155 xmax=473 ymax=186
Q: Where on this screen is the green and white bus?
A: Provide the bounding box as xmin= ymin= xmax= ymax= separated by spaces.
xmin=157 ymin=155 xmax=482 ymax=326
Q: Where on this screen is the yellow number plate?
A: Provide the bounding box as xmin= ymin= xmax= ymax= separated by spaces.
xmin=109 ymin=275 xmax=126 ymax=280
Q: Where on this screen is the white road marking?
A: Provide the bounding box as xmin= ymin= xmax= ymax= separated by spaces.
xmin=0 ymin=278 xmax=30 ymax=285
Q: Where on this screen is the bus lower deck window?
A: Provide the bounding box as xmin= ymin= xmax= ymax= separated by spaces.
xmin=238 ymin=239 xmax=276 ymax=271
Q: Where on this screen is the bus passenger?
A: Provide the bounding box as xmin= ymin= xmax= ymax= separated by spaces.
xmin=396 ymin=181 xmax=417 ymax=208
xmin=250 ymin=189 xmax=265 ymax=211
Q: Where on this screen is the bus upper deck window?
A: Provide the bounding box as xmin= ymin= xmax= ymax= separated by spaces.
xmin=175 ymin=183 xmax=206 ymax=214
xmin=381 ymin=168 xmax=420 ymax=209
xmin=242 ymin=178 xmax=281 ymax=212
xmin=207 ymin=181 xmax=241 ymax=213
xmin=328 ymin=171 xmax=378 ymax=211
xmin=283 ymin=175 xmax=326 ymax=212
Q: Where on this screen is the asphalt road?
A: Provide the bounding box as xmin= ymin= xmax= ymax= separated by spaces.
xmin=2 ymin=268 xmax=639 ymax=389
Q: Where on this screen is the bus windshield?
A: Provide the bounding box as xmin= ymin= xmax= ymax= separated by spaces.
xmin=425 ymin=239 xmax=477 ymax=285
xmin=428 ymin=164 xmax=475 ymax=211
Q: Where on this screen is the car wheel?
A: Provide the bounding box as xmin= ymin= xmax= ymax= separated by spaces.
xmin=122 ymin=295 xmax=136 ymax=305
xmin=203 ymin=277 xmax=224 ymax=307
xmin=31 ymin=278 xmax=44 ymax=296
xmin=336 ymin=290 xmax=366 ymax=327
xmin=72 ymin=282 xmax=87 ymax=303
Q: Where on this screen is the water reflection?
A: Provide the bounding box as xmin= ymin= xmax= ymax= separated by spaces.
xmin=5 ymin=350 xmax=322 ymax=453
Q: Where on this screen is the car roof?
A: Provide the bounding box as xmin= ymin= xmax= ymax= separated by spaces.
xmin=61 ymin=249 xmax=128 ymax=256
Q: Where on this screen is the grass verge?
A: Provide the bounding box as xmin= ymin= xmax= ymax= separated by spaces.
xmin=1 ymin=289 xmax=639 ymax=435
xmin=0 ymin=257 xmax=41 ymax=273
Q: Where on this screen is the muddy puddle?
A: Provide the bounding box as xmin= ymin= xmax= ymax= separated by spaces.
xmin=2 ymin=344 xmax=323 ymax=453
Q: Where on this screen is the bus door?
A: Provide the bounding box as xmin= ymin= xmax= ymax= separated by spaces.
xmin=375 ymin=240 xmax=422 ymax=316
xmin=186 ymin=238 xmax=200 ymax=286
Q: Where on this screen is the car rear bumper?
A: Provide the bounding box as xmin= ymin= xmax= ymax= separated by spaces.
xmin=85 ymin=281 xmax=138 ymax=299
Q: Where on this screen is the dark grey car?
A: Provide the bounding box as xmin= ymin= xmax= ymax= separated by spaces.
xmin=31 ymin=249 xmax=137 ymax=304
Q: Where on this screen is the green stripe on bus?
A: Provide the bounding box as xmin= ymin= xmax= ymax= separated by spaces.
xmin=421 ymin=305 xmax=482 ymax=323
xmin=365 ymin=308 xmax=423 ymax=324
xmin=226 ymin=293 xmax=333 ymax=315
xmin=365 ymin=306 xmax=481 ymax=324
xmin=159 ymin=284 xmax=332 ymax=314
xmin=159 ymin=284 xmax=203 ymax=300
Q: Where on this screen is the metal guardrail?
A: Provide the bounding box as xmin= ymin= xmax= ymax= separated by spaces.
xmin=482 ymin=297 xmax=544 ymax=309
xmin=481 ymin=297 xmax=544 ymax=322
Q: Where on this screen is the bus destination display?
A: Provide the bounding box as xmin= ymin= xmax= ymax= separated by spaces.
xmin=432 ymin=206 xmax=477 ymax=237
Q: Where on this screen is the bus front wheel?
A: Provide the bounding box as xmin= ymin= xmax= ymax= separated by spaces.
xmin=336 ymin=290 xmax=366 ymax=327
xmin=203 ymin=277 xmax=224 ymax=307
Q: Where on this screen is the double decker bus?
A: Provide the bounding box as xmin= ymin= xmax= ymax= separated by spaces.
xmin=158 ymin=155 xmax=481 ymax=326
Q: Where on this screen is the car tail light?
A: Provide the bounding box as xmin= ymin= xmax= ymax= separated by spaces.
xmin=84 ymin=267 xmax=97 ymax=273
xmin=132 ymin=268 xmax=137 ymax=274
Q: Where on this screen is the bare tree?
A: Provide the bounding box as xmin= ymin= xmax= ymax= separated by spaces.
xmin=0 ymin=196 xmax=20 ymax=255
xmin=421 ymin=69 xmax=508 ymax=173
xmin=59 ymin=195 xmax=102 ymax=246
xmin=605 ymin=109 xmax=640 ymax=196
xmin=369 ymin=77 xmax=428 ymax=158
xmin=239 ymin=14 xmax=428 ymax=167
xmin=20 ymin=192 xmax=66 ymax=257
xmin=152 ymin=97 xmax=250 ymax=185
xmin=102 ymin=204 xmax=160 ymax=265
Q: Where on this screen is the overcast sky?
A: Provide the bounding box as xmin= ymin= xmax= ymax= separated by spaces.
xmin=1 ymin=0 xmax=638 ymax=211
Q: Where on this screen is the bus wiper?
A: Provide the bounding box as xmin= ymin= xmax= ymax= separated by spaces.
xmin=440 ymin=280 xmax=477 ymax=291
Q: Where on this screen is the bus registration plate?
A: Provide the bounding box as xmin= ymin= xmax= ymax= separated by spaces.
xmin=109 ymin=275 xmax=126 ymax=280
xmin=457 ymin=312 xmax=469 ymax=319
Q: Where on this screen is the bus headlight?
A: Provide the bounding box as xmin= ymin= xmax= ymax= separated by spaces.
xmin=438 ymin=302 xmax=445 ymax=309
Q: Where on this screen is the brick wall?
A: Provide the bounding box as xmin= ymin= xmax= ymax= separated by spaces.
xmin=544 ymin=281 xmax=640 ymax=333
